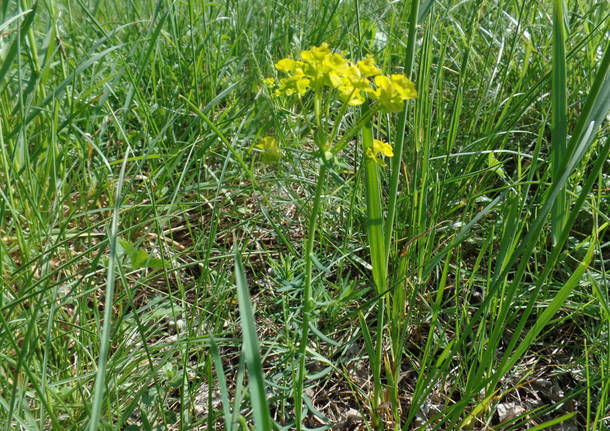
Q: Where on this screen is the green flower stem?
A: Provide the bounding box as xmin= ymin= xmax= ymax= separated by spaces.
xmin=295 ymin=91 xmax=326 ymax=430
xmin=314 ymin=88 xmax=326 ymax=150
xmin=361 ymin=103 xmax=388 ymax=422
xmin=295 ymin=163 xmax=327 ymax=429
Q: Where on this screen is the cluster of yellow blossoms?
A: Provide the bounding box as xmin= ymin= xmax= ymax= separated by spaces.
xmin=266 ymin=43 xmax=417 ymax=113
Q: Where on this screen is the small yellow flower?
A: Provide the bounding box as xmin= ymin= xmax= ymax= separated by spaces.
xmin=301 ymin=43 xmax=331 ymax=63
xmin=345 ymin=65 xmax=370 ymax=89
xmin=389 ymin=74 xmax=417 ymax=99
xmin=337 ymin=83 xmax=366 ymax=106
xmin=271 ymin=45 xmax=416 ymax=111
xmin=372 ymin=74 xmax=417 ymax=112
xmin=336 ymin=65 xmax=371 ymax=106
xmin=300 ymin=44 xmax=336 ymax=89
xmin=264 ymin=77 xmax=276 ymax=88
xmin=323 ymin=53 xmax=349 ymax=87
xmin=356 ymin=55 xmax=381 ymax=77
xmin=275 ymin=58 xmax=298 ymax=72
xmin=275 ymin=68 xmax=311 ymax=97
xmin=256 ymin=136 xmax=283 ymax=163
xmin=365 ymin=139 xmax=393 ymax=165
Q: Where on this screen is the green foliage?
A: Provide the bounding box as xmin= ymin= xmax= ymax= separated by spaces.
xmin=0 ymin=0 xmax=608 ymax=430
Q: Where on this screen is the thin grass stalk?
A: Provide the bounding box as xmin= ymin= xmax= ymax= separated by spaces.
xmin=497 ymin=236 xmax=597 ymax=376
xmin=384 ymin=0 xmax=419 ymax=255
xmin=88 ymin=146 xmax=130 ymax=431
xmin=408 ymin=250 xmax=451 ymax=421
xmin=493 ymin=138 xmax=610 ymax=382
xmin=181 ymin=95 xmax=263 ymax=194
xmin=210 ymin=335 xmax=233 ymax=430
xmin=0 ymin=308 xmax=61 ymax=429
xmin=565 ymin=38 xmax=610 ymax=161
xmin=234 ymin=250 xmax=273 ymax=431
xmin=483 ymin=41 xmax=610 ymax=389
xmin=551 ymin=0 xmax=568 ymax=245
xmin=187 ymin=0 xmax=200 ymax=105
xmin=441 ymin=134 xmax=609 ymax=428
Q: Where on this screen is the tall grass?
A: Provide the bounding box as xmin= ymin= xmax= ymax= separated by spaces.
xmin=0 ymin=0 xmax=608 ymax=429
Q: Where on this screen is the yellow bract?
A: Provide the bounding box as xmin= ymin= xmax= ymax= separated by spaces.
xmin=256 ymin=136 xmax=283 ymax=163
xmin=372 ymin=74 xmax=418 ymax=112
xmin=365 ymin=139 xmax=394 ymax=166
xmin=275 ymin=58 xmax=304 ymax=72
xmin=356 ymin=55 xmax=381 ymax=77
xmin=264 ymin=77 xmax=276 ymax=88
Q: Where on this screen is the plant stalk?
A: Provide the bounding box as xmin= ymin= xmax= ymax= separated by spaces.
xmin=295 ymin=90 xmax=327 ymax=430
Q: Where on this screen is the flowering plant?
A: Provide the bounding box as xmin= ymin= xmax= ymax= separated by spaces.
xmin=263 ymin=43 xmax=416 ymax=428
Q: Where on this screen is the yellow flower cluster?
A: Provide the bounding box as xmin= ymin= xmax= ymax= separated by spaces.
xmin=268 ymin=43 xmax=417 ymax=112
xmin=256 ymin=136 xmax=283 ymax=163
xmin=366 ymin=139 xmax=394 ymax=166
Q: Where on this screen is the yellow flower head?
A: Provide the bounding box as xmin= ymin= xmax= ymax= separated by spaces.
xmin=372 ymin=74 xmax=417 ymax=112
xmin=356 ymin=55 xmax=381 ymax=77
xmin=275 ymin=58 xmax=302 ymax=72
xmin=335 ymin=65 xmax=373 ymax=106
xmin=256 ymin=136 xmax=283 ymax=163
xmin=275 ymin=43 xmax=356 ymax=93
xmin=389 ymin=74 xmax=417 ymax=99
xmin=274 ymin=67 xmax=311 ymax=97
xmin=365 ymin=139 xmax=394 ymax=165
xmin=337 ymin=84 xmax=367 ymax=106
xmin=300 ymin=43 xmax=338 ymax=88
xmin=323 ymin=53 xmax=350 ymax=87
xmin=264 ymin=77 xmax=276 ymax=89
xmin=300 ymin=43 xmax=331 ymax=63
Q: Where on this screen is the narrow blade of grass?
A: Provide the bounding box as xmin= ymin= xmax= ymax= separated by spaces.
xmin=210 ymin=335 xmax=233 ymax=431
xmin=527 ymin=412 xmax=578 ymax=431
xmin=383 ymin=0 xmax=419 ymax=255
xmin=565 ymin=38 xmax=610 ymax=161
xmin=88 ymin=147 xmax=130 ymax=431
xmin=361 ymin=107 xmax=387 ymax=422
xmin=551 ymin=0 xmax=568 ymax=245
xmin=361 ymin=104 xmax=387 ymax=295
xmin=498 ymin=236 xmax=596 ymax=381
xmin=234 ymin=249 xmax=272 ymax=431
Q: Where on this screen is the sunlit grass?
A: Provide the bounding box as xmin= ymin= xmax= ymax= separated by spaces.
xmin=0 ymin=0 xmax=608 ymax=430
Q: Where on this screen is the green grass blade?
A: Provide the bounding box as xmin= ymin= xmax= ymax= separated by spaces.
xmin=0 ymin=5 xmax=37 ymax=91
xmin=383 ymin=0 xmax=419 ymax=255
xmin=551 ymin=0 xmax=568 ymax=245
xmin=418 ymin=0 xmax=435 ymax=22
xmin=88 ymin=147 xmax=130 ymax=431
xmin=498 ymin=237 xmax=596 ymax=377
xmin=361 ymin=105 xmax=388 ymax=423
xmin=527 ymin=412 xmax=577 ymax=431
xmin=182 ymin=95 xmax=260 ymax=192
xmin=362 ymin=114 xmax=387 ymax=295
xmin=234 ymin=249 xmax=272 ymax=431
xmin=210 ymin=335 xmax=233 ymax=431
xmin=565 ymin=37 xmax=610 ymax=161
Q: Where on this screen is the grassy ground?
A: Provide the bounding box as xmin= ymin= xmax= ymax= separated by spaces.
xmin=0 ymin=0 xmax=608 ymax=429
